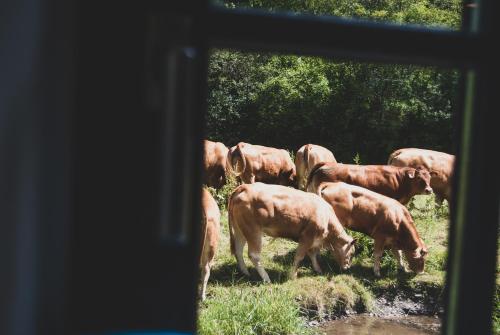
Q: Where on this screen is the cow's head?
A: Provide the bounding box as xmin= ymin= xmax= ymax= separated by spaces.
xmin=288 ymin=167 xmax=298 ymax=188
xmin=329 ymin=238 xmax=356 ymax=271
xmin=404 ymin=246 xmax=428 ymax=274
xmin=406 ymin=166 xmax=433 ymax=195
xmin=289 ymin=174 xmax=299 ymax=189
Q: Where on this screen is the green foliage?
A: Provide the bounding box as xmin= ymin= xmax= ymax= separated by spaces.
xmin=287 ymin=149 xmax=295 ymax=163
xmin=207 ymin=1 xmax=460 ymax=162
xmin=223 ymin=0 xmax=462 ymax=29
xmin=493 ymin=285 xmax=500 ymax=335
xmin=207 ymin=51 xmax=458 ymax=162
xmin=208 ymin=174 xmax=240 ymax=211
xmin=352 ymin=152 xmax=362 ymax=165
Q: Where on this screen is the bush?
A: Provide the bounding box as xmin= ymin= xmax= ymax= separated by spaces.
xmin=208 ymin=174 xmax=240 ymax=211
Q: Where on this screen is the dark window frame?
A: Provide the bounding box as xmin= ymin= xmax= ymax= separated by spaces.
xmin=62 ymin=0 xmax=498 ymax=333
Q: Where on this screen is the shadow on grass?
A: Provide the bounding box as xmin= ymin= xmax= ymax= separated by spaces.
xmin=271 ymin=248 xmax=426 ymax=290
xmin=210 ymin=248 xmax=441 ymax=303
xmin=210 ymin=262 xmax=291 ymax=286
xmin=272 ymin=249 xmax=345 ymax=277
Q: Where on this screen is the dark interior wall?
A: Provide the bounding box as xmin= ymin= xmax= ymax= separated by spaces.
xmin=0 ymin=0 xmax=73 ymax=333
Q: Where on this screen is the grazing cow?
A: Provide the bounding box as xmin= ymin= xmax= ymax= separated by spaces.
xmin=317 ymin=182 xmax=428 ymax=277
xmin=228 ymin=183 xmax=356 ymax=282
xmin=306 ymin=162 xmax=433 ymax=205
xmin=227 ymin=142 xmax=296 ymax=187
xmin=199 ymin=188 xmax=221 ymax=301
xmin=203 ymin=140 xmax=229 ymax=189
xmin=295 ymin=144 xmax=337 ymax=190
xmin=388 ymin=148 xmax=455 ymax=204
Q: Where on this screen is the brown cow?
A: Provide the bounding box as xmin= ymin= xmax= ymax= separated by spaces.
xmin=203 ymin=140 xmax=229 ymax=189
xmin=228 ymin=183 xmax=355 ymax=282
xmin=227 ymin=142 xmax=296 ymax=187
xmin=200 ymin=188 xmax=221 ymax=301
xmin=295 ymin=144 xmax=337 ymax=190
xmin=306 ymin=162 xmax=433 ymax=205
xmin=317 ymin=182 xmax=428 ymax=277
xmin=388 ymin=148 xmax=455 ymax=204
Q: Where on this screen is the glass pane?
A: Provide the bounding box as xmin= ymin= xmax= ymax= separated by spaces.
xmin=199 ymin=48 xmax=461 ymax=334
xmin=213 ymin=0 xmax=469 ymax=31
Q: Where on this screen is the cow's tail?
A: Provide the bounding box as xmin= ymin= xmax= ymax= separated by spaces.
xmin=227 ymin=186 xmax=241 ymax=255
xmin=227 ymin=143 xmax=246 ymax=177
xmin=199 ymin=198 xmax=209 ymax=265
xmin=387 ymin=149 xmax=403 ymax=165
xmin=305 ymin=161 xmax=327 ymax=192
xmin=228 ymin=200 xmax=235 ymax=255
xmin=228 ymin=184 xmax=248 ymax=255
xmin=303 ymin=144 xmax=311 ymax=173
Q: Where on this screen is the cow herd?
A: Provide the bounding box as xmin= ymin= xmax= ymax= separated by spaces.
xmin=199 ymin=140 xmax=455 ymax=301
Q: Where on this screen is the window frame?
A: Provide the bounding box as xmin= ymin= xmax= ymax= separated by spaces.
xmin=63 ymin=0 xmax=498 ymax=333
xmin=179 ymin=2 xmax=498 ymax=334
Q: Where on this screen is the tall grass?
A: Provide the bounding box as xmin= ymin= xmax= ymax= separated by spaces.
xmin=198 ymin=285 xmax=309 ymax=335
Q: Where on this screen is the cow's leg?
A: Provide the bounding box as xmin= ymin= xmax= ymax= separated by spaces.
xmin=249 ymin=174 xmax=256 ymax=184
xmin=434 ymin=191 xmax=444 ymax=207
xmin=291 ymin=239 xmax=313 ymax=279
xmin=308 ymin=248 xmax=322 ymax=274
xmin=435 ymin=194 xmax=444 ymax=205
xmin=247 ymin=237 xmax=270 ymax=283
xmin=200 ymin=262 xmax=211 ymax=301
xmin=373 ymin=239 xmax=385 ymax=277
xmin=392 ymin=248 xmax=407 ymax=272
xmin=233 ymin=232 xmax=250 ymax=276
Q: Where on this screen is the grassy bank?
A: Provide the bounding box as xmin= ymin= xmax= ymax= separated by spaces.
xmin=198 ymin=192 xmax=450 ymax=335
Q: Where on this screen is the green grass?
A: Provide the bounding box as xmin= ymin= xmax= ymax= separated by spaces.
xmin=198 ymin=284 xmax=309 ymax=335
xmin=198 ymin=193 xmax=451 ymax=335
xmin=493 ymin=241 xmax=500 ymax=335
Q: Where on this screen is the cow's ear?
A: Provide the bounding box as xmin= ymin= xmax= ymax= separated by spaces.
xmin=430 ymin=170 xmax=439 ymax=177
xmin=406 ymin=169 xmax=416 ymax=179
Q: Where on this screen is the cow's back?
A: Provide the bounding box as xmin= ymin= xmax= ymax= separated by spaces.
xmin=389 ymin=148 xmax=454 ymax=173
xmin=232 ymin=143 xmax=295 ymax=186
xmin=296 ymin=144 xmax=336 ymax=190
xmin=229 ymin=183 xmax=333 ymax=241
xmin=388 ymin=148 xmax=454 ymax=200
xmin=319 ymin=182 xmax=421 ymax=248
xmin=203 ymin=140 xmax=229 ymax=189
xmin=308 ymin=163 xmax=395 ymax=193
xmin=307 ymin=163 xmax=427 ymax=204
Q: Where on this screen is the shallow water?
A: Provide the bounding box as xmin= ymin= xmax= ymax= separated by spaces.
xmin=320 ymin=315 xmax=440 ymax=335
